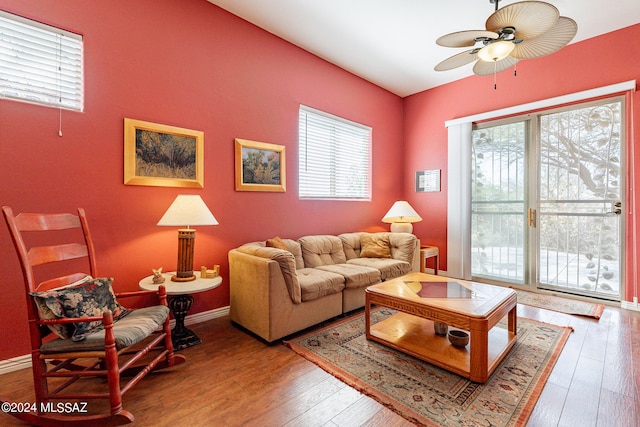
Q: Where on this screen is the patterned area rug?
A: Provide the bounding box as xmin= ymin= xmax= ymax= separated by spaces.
xmin=286 ymin=309 xmax=572 ymax=427
xmin=515 ymin=289 xmax=604 ymax=319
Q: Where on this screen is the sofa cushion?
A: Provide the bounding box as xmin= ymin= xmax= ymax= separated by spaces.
xmin=299 ymin=235 xmax=347 ymax=267
xmin=316 ymin=264 xmax=381 ymax=289
xmin=236 ymin=243 xmax=302 ymax=303
xmin=340 ymin=232 xmax=417 ymax=265
xmin=347 ymin=258 xmax=411 ymax=280
xmin=40 ymin=305 xmax=169 ymax=353
xmin=388 ymin=233 xmax=418 ymax=264
xmin=360 ymin=233 xmax=392 ymax=258
xmin=283 ymin=239 xmax=305 ymax=270
xmin=297 ymin=268 xmax=345 ymax=302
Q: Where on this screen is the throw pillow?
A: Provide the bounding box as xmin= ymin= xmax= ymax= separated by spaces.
xmin=360 ymin=233 xmax=392 ymax=258
xmin=266 ymin=236 xmax=289 ymax=251
xmin=31 ymin=275 xmax=93 ymax=339
xmin=31 ymin=277 xmax=130 ymax=341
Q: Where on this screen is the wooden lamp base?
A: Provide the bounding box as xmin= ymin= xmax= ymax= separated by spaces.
xmin=171 ymin=228 xmax=197 ymax=282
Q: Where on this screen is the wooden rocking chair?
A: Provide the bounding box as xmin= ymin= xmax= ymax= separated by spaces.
xmin=1 ymin=206 xmax=186 ymax=426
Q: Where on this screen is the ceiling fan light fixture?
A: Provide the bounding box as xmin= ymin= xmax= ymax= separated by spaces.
xmin=477 ymin=40 xmax=515 ymax=62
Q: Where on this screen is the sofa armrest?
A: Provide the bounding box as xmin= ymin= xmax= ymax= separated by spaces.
xmin=388 ymin=233 xmax=420 ymax=272
xmin=235 ymin=244 xmax=301 ymax=303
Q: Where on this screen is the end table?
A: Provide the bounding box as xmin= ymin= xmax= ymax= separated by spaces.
xmin=420 ymin=245 xmax=439 ymax=275
xmin=139 ymin=271 xmax=222 ymax=350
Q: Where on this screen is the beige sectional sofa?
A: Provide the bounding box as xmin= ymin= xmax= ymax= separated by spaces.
xmin=228 ymin=232 xmax=420 ymax=342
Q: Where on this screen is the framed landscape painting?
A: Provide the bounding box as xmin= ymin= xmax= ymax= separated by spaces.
xmin=234 ymin=138 xmax=286 ymax=192
xmin=124 ymin=118 xmax=204 ymax=188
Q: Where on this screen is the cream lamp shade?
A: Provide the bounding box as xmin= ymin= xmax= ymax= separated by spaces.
xmin=158 ymin=195 xmax=218 ymax=282
xmin=382 ymin=201 xmax=422 ymax=233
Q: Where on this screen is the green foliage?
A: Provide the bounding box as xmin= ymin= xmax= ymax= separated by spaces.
xmin=135 ymin=130 xmax=196 ymax=179
xmin=242 ymin=149 xmax=280 ymax=184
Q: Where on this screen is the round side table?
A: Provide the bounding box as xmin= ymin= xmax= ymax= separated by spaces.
xmin=139 ymin=271 xmax=222 ymax=350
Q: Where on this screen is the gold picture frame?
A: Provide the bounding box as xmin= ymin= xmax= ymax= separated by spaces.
xmin=234 ymin=138 xmax=286 ymax=192
xmin=124 ymin=118 xmax=204 ymax=188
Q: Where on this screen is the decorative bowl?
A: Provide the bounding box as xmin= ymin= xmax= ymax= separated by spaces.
xmin=448 ymin=330 xmax=469 ymax=348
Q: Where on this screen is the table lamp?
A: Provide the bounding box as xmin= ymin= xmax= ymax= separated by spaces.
xmin=382 ymin=201 xmax=422 ymax=233
xmin=158 ymin=195 xmax=218 ymax=282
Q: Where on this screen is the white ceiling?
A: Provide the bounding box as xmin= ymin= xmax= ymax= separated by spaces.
xmin=207 ymin=0 xmax=640 ymax=97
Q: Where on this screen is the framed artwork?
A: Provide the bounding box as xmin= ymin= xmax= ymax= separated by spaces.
xmin=416 ymin=169 xmax=441 ymax=192
xmin=234 ymin=138 xmax=286 ymax=192
xmin=124 ymin=118 xmax=204 ymax=188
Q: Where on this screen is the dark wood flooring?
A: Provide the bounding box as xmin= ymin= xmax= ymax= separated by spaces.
xmin=1 ymin=302 xmax=639 ymax=426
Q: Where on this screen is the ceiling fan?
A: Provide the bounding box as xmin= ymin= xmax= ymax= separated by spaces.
xmin=434 ymin=0 xmax=577 ymax=81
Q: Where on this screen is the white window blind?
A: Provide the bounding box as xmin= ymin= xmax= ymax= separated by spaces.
xmin=298 ymin=105 xmax=371 ymax=200
xmin=0 ymin=11 xmax=83 ymax=111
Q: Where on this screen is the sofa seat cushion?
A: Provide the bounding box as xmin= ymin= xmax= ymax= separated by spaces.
xmin=347 ymin=258 xmax=411 ymax=281
xmin=40 ymin=305 xmax=169 ymax=354
xmin=297 ymin=268 xmax=345 ymax=302
xmin=316 ymin=264 xmax=381 ymax=289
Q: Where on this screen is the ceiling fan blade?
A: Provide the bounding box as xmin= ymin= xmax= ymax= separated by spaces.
xmin=434 ymin=49 xmax=479 ymax=71
xmin=436 ymin=30 xmax=498 ymax=47
xmin=511 ymin=17 xmax=578 ymax=59
xmin=486 ymin=1 xmax=559 ymax=40
xmin=473 ymin=55 xmax=519 ymax=76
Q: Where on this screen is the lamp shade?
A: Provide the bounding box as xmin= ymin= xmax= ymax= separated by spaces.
xmin=382 ymin=201 xmax=422 ymax=224
xmin=157 ymin=195 xmax=218 ymax=227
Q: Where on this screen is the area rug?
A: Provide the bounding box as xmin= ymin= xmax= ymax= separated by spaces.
xmin=515 ymin=289 xmax=604 ymax=319
xmin=286 ymin=309 xmax=572 ymax=427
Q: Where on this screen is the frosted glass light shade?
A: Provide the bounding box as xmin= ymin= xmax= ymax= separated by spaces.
xmin=157 ymin=195 xmax=218 ymax=227
xmin=477 ymin=40 xmax=515 ymax=62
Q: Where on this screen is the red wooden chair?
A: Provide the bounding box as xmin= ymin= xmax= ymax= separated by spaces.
xmin=1 ymin=206 xmax=186 ymax=426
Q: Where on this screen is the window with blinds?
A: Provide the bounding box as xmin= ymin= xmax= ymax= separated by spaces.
xmin=0 ymin=11 xmax=83 ymax=111
xmin=298 ymin=106 xmax=372 ymax=200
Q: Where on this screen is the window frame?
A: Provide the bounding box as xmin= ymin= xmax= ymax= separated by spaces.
xmin=298 ymin=105 xmax=372 ymax=201
xmin=0 ymin=10 xmax=84 ymax=111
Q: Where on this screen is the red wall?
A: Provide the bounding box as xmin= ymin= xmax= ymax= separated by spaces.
xmin=404 ymin=24 xmax=640 ymax=303
xmin=0 ymin=0 xmax=403 ymax=359
xmin=1 ymin=0 xmax=638 ymax=362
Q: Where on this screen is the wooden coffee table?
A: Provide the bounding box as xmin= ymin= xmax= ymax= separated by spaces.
xmin=365 ymin=272 xmax=517 ymax=383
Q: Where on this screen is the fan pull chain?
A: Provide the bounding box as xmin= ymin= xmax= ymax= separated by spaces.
xmin=493 ymin=61 xmax=497 ymax=90
xmin=514 ymin=63 xmax=517 ymax=77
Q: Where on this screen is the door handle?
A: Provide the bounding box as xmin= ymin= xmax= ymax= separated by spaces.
xmin=528 ymin=208 xmax=536 ymax=227
xmin=608 ymin=201 xmax=622 ymax=216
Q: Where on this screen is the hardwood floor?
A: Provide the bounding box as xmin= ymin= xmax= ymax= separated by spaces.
xmin=1 ymin=302 xmax=639 ymax=426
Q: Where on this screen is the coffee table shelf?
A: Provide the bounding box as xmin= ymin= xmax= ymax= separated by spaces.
xmin=368 ymin=312 xmax=516 ymax=380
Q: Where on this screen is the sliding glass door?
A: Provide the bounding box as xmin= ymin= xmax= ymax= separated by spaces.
xmin=471 ymin=121 xmax=528 ymax=284
xmin=538 ymin=101 xmax=623 ymax=300
xmin=471 ymin=99 xmax=623 ymax=301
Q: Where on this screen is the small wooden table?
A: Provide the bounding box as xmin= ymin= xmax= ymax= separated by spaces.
xmin=420 ymin=245 xmax=439 ymax=275
xmin=365 ymin=272 xmax=517 ymax=383
xmin=139 ymin=271 xmax=222 ymax=350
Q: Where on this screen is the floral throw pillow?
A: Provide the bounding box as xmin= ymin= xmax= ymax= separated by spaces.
xmin=31 ymin=278 xmax=130 ymax=341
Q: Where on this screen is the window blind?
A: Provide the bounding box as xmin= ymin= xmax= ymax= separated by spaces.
xmin=299 ymin=105 xmax=371 ymax=200
xmin=0 ymin=11 xmax=83 ymax=111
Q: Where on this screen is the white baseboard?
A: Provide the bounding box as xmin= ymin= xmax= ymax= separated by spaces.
xmin=0 ymin=305 xmax=231 ymax=375
xmin=0 ymin=354 xmax=32 ymax=375
xmin=620 ymin=301 xmax=640 ymax=312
